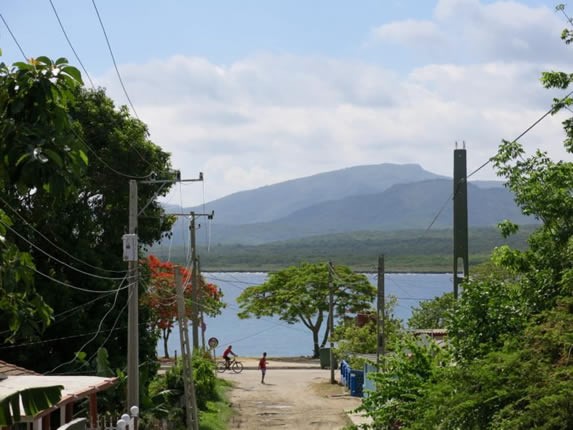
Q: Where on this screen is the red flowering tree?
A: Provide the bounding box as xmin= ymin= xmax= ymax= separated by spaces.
xmin=142 ymin=255 xmax=224 ymax=358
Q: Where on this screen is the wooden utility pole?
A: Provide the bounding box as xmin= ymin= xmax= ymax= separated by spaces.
xmin=453 ymin=144 xmax=469 ymax=299
xmin=376 ymin=255 xmax=385 ymax=368
xmin=127 ymin=179 xmax=139 ymax=411
xmin=125 ymin=171 xmax=203 ymax=415
xmin=190 ymin=212 xmax=199 ymax=350
xmin=198 ymin=257 xmax=206 ymax=350
xmin=188 ymin=211 xmax=214 ymax=351
xmin=328 ymin=261 xmax=335 ymax=384
xmin=176 ymin=269 xmax=199 ymax=430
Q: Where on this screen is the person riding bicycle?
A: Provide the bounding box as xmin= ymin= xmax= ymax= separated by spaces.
xmin=223 ymin=345 xmax=237 ymax=369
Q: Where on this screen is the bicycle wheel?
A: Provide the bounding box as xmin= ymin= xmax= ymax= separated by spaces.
xmin=231 ymin=361 xmax=243 ymax=373
xmin=216 ymin=361 xmax=227 ymax=373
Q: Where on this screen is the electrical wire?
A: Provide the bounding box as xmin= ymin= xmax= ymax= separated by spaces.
xmin=72 ymin=126 xmax=155 ymax=180
xmin=0 ymin=13 xmax=157 ymax=181
xmin=0 ymin=218 xmax=126 ymax=280
xmin=0 ymin=13 xmax=27 ymax=60
xmin=26 ymin=263 xmax=130 ymax=294
xmin=90 ymin=0 xmax=139 ymax=120
xmin=0 ymin=195 xmax=128 ymax=274
xmin=45 ymin=276 xmax=126 ymax=374
xmin=48 ymin=0 xmax=95 ymax=88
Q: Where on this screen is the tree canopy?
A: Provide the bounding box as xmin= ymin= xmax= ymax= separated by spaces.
xmin=0 ymin=56 xmax=87 ymax=342
xmin=142 ymin=255 xmax=224 ymax=358
xmin=356 ymin=15 xmax=573 ymax=428
xmin=0 ymin=56 xmax=175 ymax=389
xmin=237 ymin=262 xmax=375 ymax=357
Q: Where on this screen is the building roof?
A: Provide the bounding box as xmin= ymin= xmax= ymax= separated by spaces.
xmin=0 ymin=360 xmax=39 ymax=376
xmin=0 ymin=372 xmax=118 ymax=421
xmin=411 ymin=329 xmax=448 ymax=336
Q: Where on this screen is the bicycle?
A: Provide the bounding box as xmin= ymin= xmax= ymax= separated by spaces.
xmin=216 ymin=357 xmax=244 ymax=373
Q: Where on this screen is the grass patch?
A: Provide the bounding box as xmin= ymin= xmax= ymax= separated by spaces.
xmin=199 ymin=378 xmax=234 ymax=430
xmin=311 ymin=379 xmax=349 ymax=398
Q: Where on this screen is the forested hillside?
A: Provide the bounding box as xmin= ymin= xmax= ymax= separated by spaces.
xmin=152 ymin=225 xmax=535 ymax=272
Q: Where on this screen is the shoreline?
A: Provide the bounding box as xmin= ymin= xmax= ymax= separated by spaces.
xmin=203 ymin=270 xmax=453 ymax=274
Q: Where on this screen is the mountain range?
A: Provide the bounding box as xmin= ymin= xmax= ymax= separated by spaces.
xmin=159 ymin=163 xmax=532 ymax=246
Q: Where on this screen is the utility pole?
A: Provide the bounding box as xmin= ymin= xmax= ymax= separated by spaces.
xmin=453 ymin=143 xmax=469 ymax=299
xmin=376 ymin=255 xmax=385 ymax=368
xmin=176 ymin=268 xmax=199 ymax=430
xmin=328 ymin=261 xmax=335 ymax=384
xmin=126 ymin=179 xmax=139 ymax=411
xmin=198 ymin=256 xmax=206 ymax=350
xmin=188 ymin=211 xmax=214 ymax=351
xmin=190 ymin=212 xmax=199 ymax=350
xmin=123 ymin=171 xmax=203 ymax=414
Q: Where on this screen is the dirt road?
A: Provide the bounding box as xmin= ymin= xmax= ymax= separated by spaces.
xmin=219 ymin=358 xmax=362 ymax=429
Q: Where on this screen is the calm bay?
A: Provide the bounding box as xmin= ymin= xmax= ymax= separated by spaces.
xmin=157 ymin=272 xmax=453 ymax=358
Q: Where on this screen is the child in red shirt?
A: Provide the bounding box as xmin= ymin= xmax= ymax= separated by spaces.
xmin=258 ymin=352 xmax=268 ymax=384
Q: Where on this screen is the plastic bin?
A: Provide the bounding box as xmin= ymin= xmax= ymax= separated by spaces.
xmin=319 ymin=347 xmax=338 ymax=369
xmin=349 ymin=370 xmax=364 ymax=397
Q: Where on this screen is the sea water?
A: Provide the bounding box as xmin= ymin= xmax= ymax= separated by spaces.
xmin=157 ymin=272 xmax=452 ymax=358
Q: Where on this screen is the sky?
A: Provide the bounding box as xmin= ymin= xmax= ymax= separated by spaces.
xmin=1 ymin=0 xmax=571 ymax=207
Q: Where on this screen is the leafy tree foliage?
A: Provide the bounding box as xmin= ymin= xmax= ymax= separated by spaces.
xmin=448 ymin=277 xmax=526 ymax=362
xmin=407 ymin=292 xmax=455 ymax=330
xmin=237 ymin=262 xmax=375 ymax=357
xmin=357 ymin=336 xmax=449 ymax=429
xmin=332 ymin=296 xmax=402 ymax=365
xmin=0 ymin=57 xmax=87 ymax=341
xmin=142 ymin=255 xmax=224 ymax=358
xmin=145 ymin=352 xmax=219 ymax=428
xmin=358 ymin=16 xmax=573 ymax=429
xmin=0 ymin=62 xmax=175 ymax=390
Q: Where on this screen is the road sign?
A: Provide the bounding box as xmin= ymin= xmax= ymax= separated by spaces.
xmin=208 ymin=337 xmax=219 ymax=349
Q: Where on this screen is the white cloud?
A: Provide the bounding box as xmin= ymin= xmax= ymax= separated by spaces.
xmin=95 ymin=1 xmax=573 ymax=207
xmin=370 ymin=0 xmax=568 ymax=64
xmin=370 ymin=19 xmax=446 ymax=49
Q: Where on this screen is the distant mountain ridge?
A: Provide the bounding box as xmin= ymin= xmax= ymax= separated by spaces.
xmin=189 ymin=163 xmax=445 ymax=225
xmin=158 ymin=163 xmax=531 ymax=246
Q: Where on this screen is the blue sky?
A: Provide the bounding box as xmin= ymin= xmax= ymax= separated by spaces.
xmin=1 ymin=0 xmax=570 ymax=206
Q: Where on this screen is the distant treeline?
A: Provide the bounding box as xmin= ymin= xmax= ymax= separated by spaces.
xmin=150 ymin=225 xmax=536 ymax=272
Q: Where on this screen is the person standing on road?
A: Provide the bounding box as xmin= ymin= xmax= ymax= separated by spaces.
xmin=258 ymin=352 xmax=268 ymax=384
xmin=223 ymin=345 xmax=237 ymax=368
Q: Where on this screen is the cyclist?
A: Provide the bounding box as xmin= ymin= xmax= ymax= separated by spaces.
xmin=223 ymin=345 xmax=237 ymax=369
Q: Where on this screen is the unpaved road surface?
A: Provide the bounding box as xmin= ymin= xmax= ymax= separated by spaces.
xmin=219 ymin=360 xmax=362 ymax=429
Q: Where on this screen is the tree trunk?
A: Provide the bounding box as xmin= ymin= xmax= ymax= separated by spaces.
xmin=312 ymin=326 xmax=320 ymax=358
xmin=162 ymin=328 xmax=170 ymax=358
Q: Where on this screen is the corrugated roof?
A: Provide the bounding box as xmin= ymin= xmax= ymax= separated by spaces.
xmin=0 ymin=374 xmax=118 ymax=420
xmin=0 ymin=360 xmax=39 ymax=376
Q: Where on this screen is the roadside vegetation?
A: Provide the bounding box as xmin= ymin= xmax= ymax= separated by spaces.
xmin=335 ymin=14 xmax=573 ymax=428
xmin=2 ymin=7 xmax=572 ymax=429
xmin=143 ymin=353 xmax=233 ymax=430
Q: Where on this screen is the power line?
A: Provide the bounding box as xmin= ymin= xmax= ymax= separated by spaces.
xmin=90 ymin=0 xmax=139 ymax=120
xmin=0 ymin=218 xmax=126 ymax=280
xmin=0 ymin=13 xmax=27 ymax=60
xmin=0 ymin=13 xmax=156 ymax=181
xmin=71 ymin=126 xmax=155 ymax=180
xmin=26 ymin=263 xmax=130 ymax=294
xmin=48 ymin=0 xmax=95 ymax=88
xmin=45 ymin=279 xmax=125 ymax=374
xmin=0 ymin=195 xmax=128 ymax=274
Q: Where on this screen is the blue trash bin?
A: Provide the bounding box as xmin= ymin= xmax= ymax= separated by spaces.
xmin=349 ymin=370 xmax=364 ymax=397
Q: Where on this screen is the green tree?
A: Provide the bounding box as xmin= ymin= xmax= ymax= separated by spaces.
xmin=407 ymin=12 xmax=573 ymax=427
xmin=0 ymin=56 xmax=87 ymax=341
xmin=237 ymin=262 xmax=375 ymax=358
xmin=332 ymin=296 xmax=403 ymax=364
xmin=408 ymin=292 xmax=455 ymax=330
xmin=141 ymin=255 xmax=224 ymax=358
xmin=357 ymin=335 xmax=449 ymax=429
xmin=0 ymin=83 xmax=174 ymax=382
